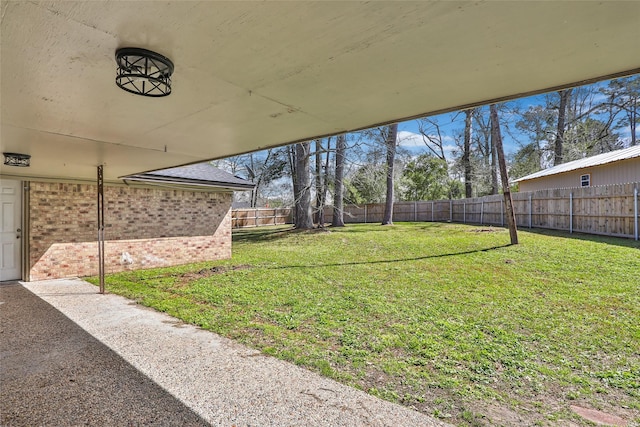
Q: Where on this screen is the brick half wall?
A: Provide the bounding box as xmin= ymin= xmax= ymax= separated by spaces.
xmin=28 ymin=182 xmax=232 ymax=280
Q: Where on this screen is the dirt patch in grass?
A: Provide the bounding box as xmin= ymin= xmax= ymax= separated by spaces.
xmin=173 ymin=265 xmax=253 ymax=287
xmin=469 ymin=228 xmax=501 ymax=233
xmin=194 ymin=264 xmax=252 ymax=276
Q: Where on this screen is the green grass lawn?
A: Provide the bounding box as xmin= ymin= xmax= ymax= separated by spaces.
xmin=89 ymin=223 xmax=640 ymax=426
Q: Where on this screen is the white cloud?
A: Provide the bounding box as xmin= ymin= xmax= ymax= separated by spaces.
xmin=397 ymin=130 xmax=456 ymax=153
xmin=397 ymin=130 xmax=424 ymax=147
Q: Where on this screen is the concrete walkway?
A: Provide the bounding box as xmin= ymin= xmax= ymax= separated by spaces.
xmin=2 ymin=279 xmax=449 ymax=427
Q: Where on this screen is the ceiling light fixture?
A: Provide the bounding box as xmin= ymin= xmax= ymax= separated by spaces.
xmin=3 ymin=152 xmax=31 ymax=167
xmin=115 ymin=47 xmax=174 ymax=97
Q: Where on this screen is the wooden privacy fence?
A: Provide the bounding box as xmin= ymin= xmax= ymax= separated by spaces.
xmin=319 ymin=182 xmax=639 ymax=240
xmin=233 ymin=183 xmax=639 ymax=240
xmin=232 ymin=208 xmax=292 ymax=228
xmin=320 ymin=201 xmax=454 ymax=223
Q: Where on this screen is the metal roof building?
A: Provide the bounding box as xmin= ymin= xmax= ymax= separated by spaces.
xmin=515 ymin=146 xmax=640 ymax=192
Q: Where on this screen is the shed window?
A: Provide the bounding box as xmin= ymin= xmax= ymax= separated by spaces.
xmin=580 ymin=174 xmax=590 ymax=187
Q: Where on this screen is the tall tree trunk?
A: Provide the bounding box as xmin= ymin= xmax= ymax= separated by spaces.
xmin=249 ymin=150 xmax=273 ymax=207
xmin=314 ymin=139 xmax=323 ymax=226
xmin=554 ymin=89 xmax=572 ymax=165
xmin=382 ymin=124 xmax=398 ymax=225
xmin=293 ymin=142 xmax=313 ymax=229
xmin=320 ymin=138 xmax=332 ymax=227
xmin=490 ymin=104 xmax=518 ymax=245
xmin=463 ymin=110 xmax=473 ymax=198
xmin=288 ymin=145 xmax=297 ymax=206
xmin=332 ymin=134 xmax=346 ymax=227
xmin=490 ymin=130 xmax=499 ymax=195
xmin=248 ymin=153 xmax=258 ymax=207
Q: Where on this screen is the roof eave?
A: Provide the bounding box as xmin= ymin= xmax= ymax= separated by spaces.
xmin=123 ymin=175 xmax=255 ymax=191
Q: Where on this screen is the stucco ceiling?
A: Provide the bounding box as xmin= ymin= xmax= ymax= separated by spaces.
xmin=1 ymin=1 xmax=639 ymax=182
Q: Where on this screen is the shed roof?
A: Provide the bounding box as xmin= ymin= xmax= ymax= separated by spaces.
xmin=123 ymin=163 xmax=255 ymax=191
xmin=514 ymin=145 xmax=640 ymax=183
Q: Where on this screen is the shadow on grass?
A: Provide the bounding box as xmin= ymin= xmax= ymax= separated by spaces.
xmin=265 ymin=243 xmax=512 ymax=270
xmin=335 ymin=222 xmax=449 ymax=232
xmin=233 ymin=226 xmax=295 ymax=243
xmin=232 ymin=222 xmax=451 ymax=243
xmin=522 ymin=227 xmax=640 ymax=250
xmin=234 ymin=223 xmax=640 ymax=251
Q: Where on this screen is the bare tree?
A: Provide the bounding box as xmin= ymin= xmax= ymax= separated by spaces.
xmin=553 ymin=89 xmax=572 ymax=165
xmin=490 ymin=104 xmax=518 ymax=245
xmin=601 ymin=76 xmax=639 ymax=146
xmin=226 ymin=149 xmax=287 ymax=207
xmin=490 ymin=126 xmax=499 ymax=195
xmin=322 ymin=138 xmax=332 ymax=226
xmin=332 ymin=134 xmax=346 ymax=227
xmin=469 ymin=107 xmax=496 ymax=197
xmin=382 ymin=124 xmax=398 ymax=225
xmin=293 ymin=142 xmax=313 ymax=229
xmin=245 ymin=149 xmax=287 ymax=207
xmin=313 ymin=138 xmax=333 ymax=227
xmin=417 ymin=117 xmax=448 ymax=160
xmin=314 ymin=139 xmax=324 ymax=226
xmin=463 ymin=109 xmax=473 ymax=198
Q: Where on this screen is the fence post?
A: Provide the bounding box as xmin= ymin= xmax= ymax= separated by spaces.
xmin=528 ymin=193 xmax=532 ymax=229
xmin=480 ymin=200 xmax=484 ymax=225
xmin=569 ymin=192 xmax=573 ymax=234
xmin=463 ymin=202 xmax=466 ymax=223
xmin=364 ymin=204 xmax=367 ymax=224
xmin=449 ymin=200 xmax=453 ymax=222
xmin=431 ymin=201 xmax=434 ymax=222
xmin=414 ymin=201 xmax=417 ymax=222
xmin=501 ymin=199 xmax=504 ymax=227
xmin=634 ymin=186 xmax=638 ymax=241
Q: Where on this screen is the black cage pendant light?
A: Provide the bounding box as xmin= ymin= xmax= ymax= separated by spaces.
xmin=115 ymin=48 xmax=174 ymax=97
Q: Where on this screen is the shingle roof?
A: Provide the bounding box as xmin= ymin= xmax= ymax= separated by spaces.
xmin=123 ymin=163 xmax=255 ymax=190
xmin=514 ymin=145 xmax=640 ymax=182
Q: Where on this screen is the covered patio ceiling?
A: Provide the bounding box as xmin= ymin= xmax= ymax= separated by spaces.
xmin=1 ymin=1 xmax=639 ymax=182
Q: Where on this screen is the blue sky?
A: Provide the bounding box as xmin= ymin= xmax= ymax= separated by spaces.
xmin=395 ymin=95 xmax=543 ymax=159
xmin=392 ymin=77 xmax=638 ymax=161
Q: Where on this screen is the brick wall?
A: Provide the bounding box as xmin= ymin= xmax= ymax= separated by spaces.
xmin=28 ymin=182 xmax=232 ymax=280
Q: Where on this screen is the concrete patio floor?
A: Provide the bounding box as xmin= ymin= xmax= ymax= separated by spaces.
xmin=1 ymin=279 xmax=450 ymax=426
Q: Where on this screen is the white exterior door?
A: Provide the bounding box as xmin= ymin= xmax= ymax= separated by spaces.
xmin=0 ymin=179 xmax=22 ymax=281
